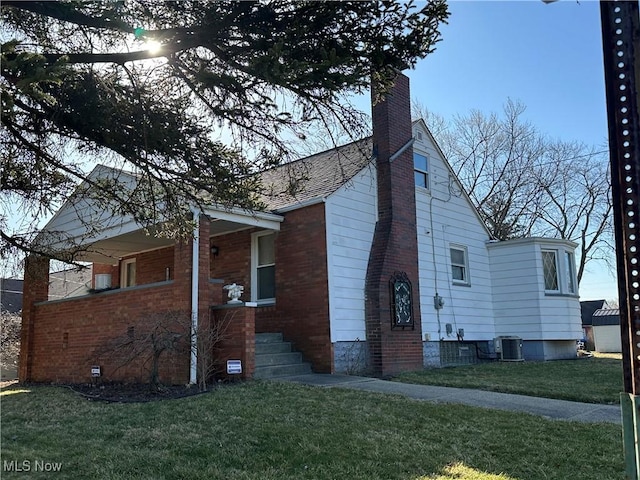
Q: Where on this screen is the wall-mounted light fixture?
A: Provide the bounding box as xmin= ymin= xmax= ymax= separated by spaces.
xmin=211 ymin=245 xmax=220 ymax=257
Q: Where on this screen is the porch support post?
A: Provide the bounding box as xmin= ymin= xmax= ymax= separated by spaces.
xmin=19 ymin=255 xmax=50 ymax=382
xmin=189 ymin=209 xmax=200 ymax=385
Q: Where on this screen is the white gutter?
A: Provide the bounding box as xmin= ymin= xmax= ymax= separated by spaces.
xmin=275 ymin=196 xmax=326 ymax=213
xmin=189 ymin=208 xmax=200 ymax=385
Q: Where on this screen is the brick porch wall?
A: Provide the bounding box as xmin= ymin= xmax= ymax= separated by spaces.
xmin=19 ymin=216 xmax=231 ymax=385
xmin=28 ymin=282 xmax=191 ymax=384
xmin=271 ymin=203 xmax=332 ymax=373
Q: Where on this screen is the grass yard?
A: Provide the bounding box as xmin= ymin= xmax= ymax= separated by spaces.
xmin=393 ymin=355 xmax=623 ymax=404
xmin=0 ymin=381 xmax=623 ymax=480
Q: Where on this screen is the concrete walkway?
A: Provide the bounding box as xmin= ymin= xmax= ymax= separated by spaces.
xmin=275 ymin=374 xmax=621 ymax=425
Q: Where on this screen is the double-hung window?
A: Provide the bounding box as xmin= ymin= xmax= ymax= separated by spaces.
xmin=450 ymin=245 xmax=470 ymax=285
xmin=414 ymin=152 xmax=429 ymax=189
xmin=252 ymin=232 xmax=275 ymax=302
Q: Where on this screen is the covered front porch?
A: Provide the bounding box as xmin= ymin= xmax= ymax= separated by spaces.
xmin=20 ymin=203 xmax=283 ymax=386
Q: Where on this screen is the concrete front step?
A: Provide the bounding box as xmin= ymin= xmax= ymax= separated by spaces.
xmin=255 ymin=341 xmax=292 ymax=355
xmin=253 ymin=362 xmax=312 ymax=379
xmin=255 ymin=332 xmax=283 ymax=344
xmin=255 ymin=351 xmax=303 ymax=367
xmin=254 ymin=332 xmax=312 ymax=379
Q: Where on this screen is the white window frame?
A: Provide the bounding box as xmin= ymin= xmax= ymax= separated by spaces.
xmin=414 ymin=152 xmax=429 ymax=190
xmin=541 ymin=250 xmax=560 ymax=293
xmin=251 ymin=231 xmax=276 ymax=304
xmin=564 ymin=251 xmax=577 ymax=294
xmin=450 ymin=245 xmax=470 ymax=286
xmin=120 ymin=258 xmax=136 ymax=288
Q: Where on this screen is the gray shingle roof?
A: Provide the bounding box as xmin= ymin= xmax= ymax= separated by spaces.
xmin=580 ymin=299 xmax=607 ymax=326
xmin=592 ymin=308 xmax=620 ymax=326
xmin=257 ymin=138 xmax=373 ymax=211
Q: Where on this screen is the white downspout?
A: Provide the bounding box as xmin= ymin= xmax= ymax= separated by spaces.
xmin=189 ymin=208 xmax=200 ymax=385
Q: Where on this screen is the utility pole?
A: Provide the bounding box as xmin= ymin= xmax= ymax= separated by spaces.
xmin=599 ymin=1 xmax=640 ymax=477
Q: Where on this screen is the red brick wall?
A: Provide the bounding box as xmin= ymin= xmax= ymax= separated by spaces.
xmin=209 ymin=230 xmax=252 ymax=297
xmin=271 ymin=203 xmax=332 ymax=372
xmin=19 ymin=256 xmax=50 ymax=382
xmin=28 ymin=283 xmax=191 ymax=384
xmin=92 ymin=263 xmax=118 ymax=288
xmin=210 ymin=205 xmax=332 ymax=373
xmin=136 ymin=247 xmax=175 ymax=284
xmin=365 ymin=74 xmax=423 ymax=376
xmin=211 ymin=305 xmax=255 ymax=380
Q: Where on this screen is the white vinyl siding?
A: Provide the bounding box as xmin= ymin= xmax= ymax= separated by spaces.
xmin=412 ymin=123 xmax=496 ymax=341
xmin=325 ymin=167 xmax=377 ymax=342
xmin=488 ymin=238 xmax=582 ymax=340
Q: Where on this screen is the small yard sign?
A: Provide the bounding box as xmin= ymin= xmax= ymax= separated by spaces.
xmin=91 ymin=366 xmax=101 ymax=377
xmin=226 ymin=360 xmax=242 ymax=375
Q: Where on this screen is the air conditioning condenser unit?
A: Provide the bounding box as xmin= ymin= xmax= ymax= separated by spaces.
xmin=494 ymin=336 xmax=524 ymax=361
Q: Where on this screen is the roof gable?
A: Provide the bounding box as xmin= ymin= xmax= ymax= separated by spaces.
xmin=412 ymin=119 xmax=493 ymax=238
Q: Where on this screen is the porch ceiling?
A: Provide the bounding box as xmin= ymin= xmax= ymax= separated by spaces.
xmin=76 ymin=229 xmax=176 ymax=264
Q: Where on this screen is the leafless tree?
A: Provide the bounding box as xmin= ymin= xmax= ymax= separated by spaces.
xmin=194 ymin=310 xmax=235 ymax=392
xmin=532 ymin=140 xmax=613 ymax=283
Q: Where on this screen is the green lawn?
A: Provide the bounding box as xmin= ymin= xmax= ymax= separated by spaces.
xmin=1 ymin=382 xmax=623 ymax=480
xmin=393 ymin=355 xmax=623 ymax=404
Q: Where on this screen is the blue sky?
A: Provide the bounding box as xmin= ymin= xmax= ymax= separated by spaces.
xmin=409 ymin=0 xmax=608 ymax=147
xmin=400 ymin=0 xmax=617 ymax=302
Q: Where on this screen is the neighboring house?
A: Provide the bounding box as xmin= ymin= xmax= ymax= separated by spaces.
xmin=48 ymin=267 xmax=93 ymax=301
xmin=591 ymin=308 xmax=622 ymax=353
xmin=1 ymin=268 xmax=92 ymax=314
xmin=19 ymin=74 xmax=582 ymax=385
xmin=1 ymin=278 xmax=23 ymax=313
xmin=580 ymin=299 xmax=608 ymax=350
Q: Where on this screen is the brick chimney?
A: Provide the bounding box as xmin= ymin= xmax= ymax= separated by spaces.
xmin=365 ymin=73 xmax=423 ymax=376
